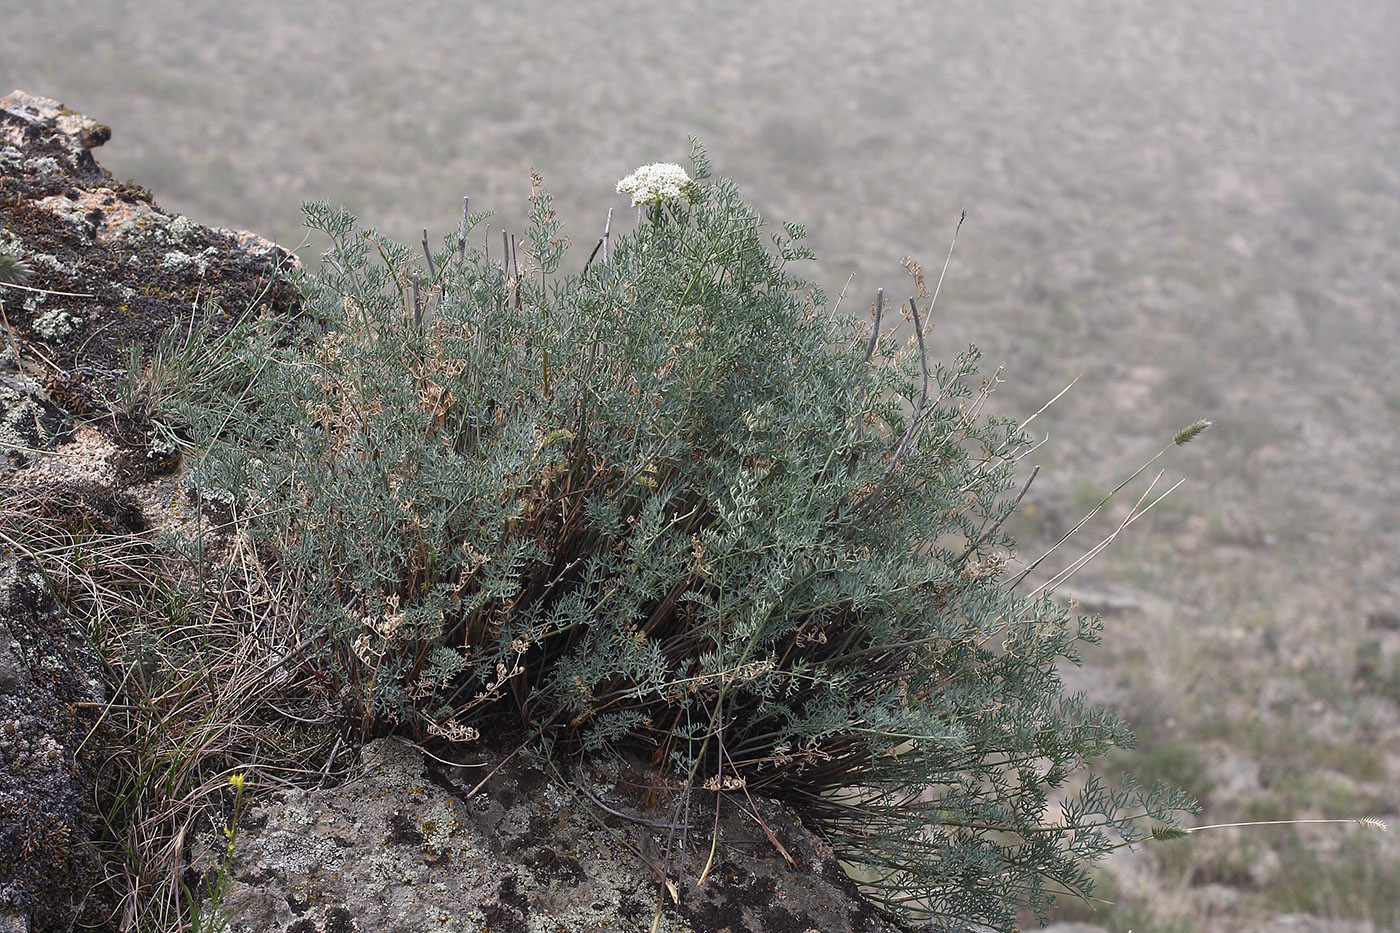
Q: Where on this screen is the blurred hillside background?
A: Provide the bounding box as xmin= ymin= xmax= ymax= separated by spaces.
xmin=5 ymin=1 xmax=1399 ymax=929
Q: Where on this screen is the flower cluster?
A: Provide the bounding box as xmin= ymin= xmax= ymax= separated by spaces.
xmin=616 ymin=162 xmax=693 ymax=206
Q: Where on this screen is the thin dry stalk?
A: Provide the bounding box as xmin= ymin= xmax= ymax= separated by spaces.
xmin=1010 ymin=422 xmax=1212 ymax=591
xmin=1030 ymin=471 xmax=1184 ymax=598
xmin=857 ymin=298 xmax=929 ymax=516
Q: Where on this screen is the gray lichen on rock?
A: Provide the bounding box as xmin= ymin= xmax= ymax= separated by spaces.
xmin=214 ymin=738 xmax=905 ymax=933
xmin=0 ymin=372 xmax=71 ymax=466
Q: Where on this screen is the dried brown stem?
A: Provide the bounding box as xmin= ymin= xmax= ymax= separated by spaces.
xmin=859 ymin=297 xmax=930 ymax=516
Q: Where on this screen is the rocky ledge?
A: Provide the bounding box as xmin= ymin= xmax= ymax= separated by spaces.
xmin=1 ymin=89 xmax=300 ymax=479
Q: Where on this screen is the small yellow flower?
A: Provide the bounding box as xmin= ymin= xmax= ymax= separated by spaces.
xmin=227 ymin=772 xmax=246 ymax=790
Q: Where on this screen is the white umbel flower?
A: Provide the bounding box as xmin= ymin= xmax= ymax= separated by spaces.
xmin=616 ymin=162 xmax=693 ymax=206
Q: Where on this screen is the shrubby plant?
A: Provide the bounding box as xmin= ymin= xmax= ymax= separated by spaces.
xmin=185 ymin=143 xmax=1192 ymax=929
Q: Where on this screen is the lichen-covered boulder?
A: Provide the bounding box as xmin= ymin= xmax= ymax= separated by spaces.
xmin=213 ymin=738 xmax=910 ymax=933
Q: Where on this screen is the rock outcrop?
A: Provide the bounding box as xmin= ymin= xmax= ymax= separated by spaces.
xmin=1 ymin=89 xmax=300 ymax=476
xmin=1 ymin=92 xmax=917 ymax=933
xmin=213 ymin=738 xmax=905 ymax=933
xmin=0 ymin=90 xmax=296 ymax=933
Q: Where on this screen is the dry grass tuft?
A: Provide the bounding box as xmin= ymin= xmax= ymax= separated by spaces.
xmin=2 ymin=485 xmax=346 ymax=933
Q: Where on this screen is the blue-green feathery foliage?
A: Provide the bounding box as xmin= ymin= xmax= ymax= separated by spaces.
xmin=186 ymin=145 xmax=1192 ymax=929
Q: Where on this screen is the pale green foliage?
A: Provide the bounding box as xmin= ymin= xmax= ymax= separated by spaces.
xmin=0 ymin=251 xmax=32 ymax=285
xmin=185 ymin=144 xmax=1192 ymax=929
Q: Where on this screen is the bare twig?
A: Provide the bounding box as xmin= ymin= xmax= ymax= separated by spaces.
xmin=863 ymin=288 xmax=885 ymax=367
xmin=828 ymin=271 xmax=856 ymax=323
xmin=1018 ymin=375 xmax=1079 ymax=435
xmin=846 ymin=287 xmax=884 ymax=470
xmin=859 ymin=297 xmax=931 ymax=516
xmin=583 ymin=237 xmax=604 ymax=274
xmin=0 ymin=281 xmax=96 ymax=297
xmin=721 ymin=743 xmax=795 ymax=867
xmin=566 ymin=761 xmax=692 ymax=830
xmin=464 ymin=708 xmax=566 ymax=798
xmin=955 ymin=464 xmax=1040 ymax=566
xmin=848 ymin=210 xmax=965 ymax=514
xmin=928 ymin=208 xmax=966 ymax=314
xmin=386 ymin=734 xmax=488 ymax=771
xmin=511 ymin=234 xmax=521 ymax=310
xmin=459 ymin=196 xmax=469 ymax=265
xmin=421 ymin=228 xmax=436 ymax=279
